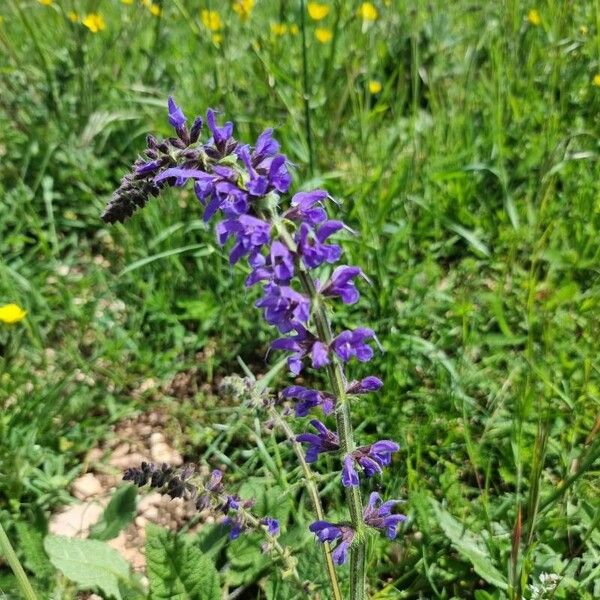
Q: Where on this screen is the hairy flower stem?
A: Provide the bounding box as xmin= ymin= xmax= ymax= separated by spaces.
xmin=269 ymin=408 xmax=343 ymax=600
xmin=298 ymin=271 xmax=367 ymax=600
xmin=270 ymin=215 xmax=367 ymax=599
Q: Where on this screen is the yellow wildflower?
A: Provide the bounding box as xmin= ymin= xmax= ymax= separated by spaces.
xmin=82 ymin=13 xmax=106 ymax=33
xmin=201 ymin=9 xmax=222 ymax=31
xmin=67 ymin=11 xmax=79 ymax=22
xmin=315 ymin=27 xmax=333 ymax=43
xmin=290 ymin=24 xmax=299 ymax=35
xmin=121 ymin=0 xmax=134 ymax=4
xmin=527 ymin=9 xmax=541 ymax=26
xmin=592 ymin=74 xmax=600 ymax=87
xmin=149 ymin=3 xmax=161 ymax=16
xmin=368 ymin=80 xmax=382 ymax=94
xmin=358 ymin=2 xmax=378 ymax=22
xmin=307 ymin=2 xmax=329 ymax=21
xmin=271 ymin=22 xmax=288 ymax=36
xmin=212 ymin=33 xmax=223 ymax=45
xmin=579 ymin=25 xmax=588 ymax=35
xmin=0 ymin=304 xmax=27 ymax=324
xmin=233 ymin=0 xmax=255 ymax=20
xmin=38 ymin=0 xmax=52 ymax=5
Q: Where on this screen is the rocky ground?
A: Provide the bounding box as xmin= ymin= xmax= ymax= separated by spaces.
xmin=49 ymin=410 xmax=197 ymax=572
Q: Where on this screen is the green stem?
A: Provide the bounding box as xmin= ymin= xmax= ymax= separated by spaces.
xmin=271 ymin=214 xmax=367 ymax=599
xmin=269 ymin=408 xmax=343 ymax=600
xmin=299 ymin=0 xmax=315 ymax=175
xmin=0 ymin=521 xmax=38 ymax=600
xmin=298 ymin=271 xmax=367 ymax=600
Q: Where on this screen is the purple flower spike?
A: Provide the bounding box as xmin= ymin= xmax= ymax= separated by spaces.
xmin=261 ymin=517 xmax=280 ymax=536
xmin=321 ymin=266 xmax=364 ymax=304
xmin=342 ymin=455 xmax=360 ymax=487
xmin=309 ymin=521 xmax=355 ymax=565
xmin=332 ymin=328 xmax=376 ymax=363
xmin=167 ymin=96 xmax=186 ymax=130
xmin=281 ymin=385 xmax=335 ymax=417
xmin=255 ymin=284 xmax=310 ymax=333
xmin=296 ymin=419 xmax=340 ymax=463
xmin=346 ymin=376 xmax=384 ymax=394
xmin=363 ymin=492 xmax=407 ymax=540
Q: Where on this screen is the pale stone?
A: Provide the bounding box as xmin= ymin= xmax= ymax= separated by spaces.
xmin=72 ymin=473 xmax=103 ymax=500
xmin=150 ymin=442 xmax=182 ymax=466
xmin=110 ymin=451 xmax=149 ymax=469
xmin=49 ymin=501 xmax=104 ymax=537
xmin=149 ymin=432 xmax=164 ymax=445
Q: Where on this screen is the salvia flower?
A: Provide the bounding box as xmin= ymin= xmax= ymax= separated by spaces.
xmin=104 ymin=99 xmax=405 ymax=583
xmin=256 ymin=284 xmax=311 ymax=333
xmin=224 ymin=514 xmax=245 ymax=540
xmin=296 ymin=221 xmax=344 ymax=269
xmin=217 ymin=214 xmax=271 ymax=264
xmin=346 ymin=376 xmax=383 ymax=394
xmin=123 ymin=463 xmax=278 ymax=542
xmin=261 ymin=517 xmax=280 ymax=536
xmin=332 ymin=327 xmax=376 ymax=362
xmin=271 ymin=326 xmax=329 ymax=375
xmin=167 ymin=96 xmax=187 ymax=132
xmin=284 ymin=189 xmax=329 ymax=224
xmin=363 ymin=492 xmax=406 ymax=539
xmin=341 ymin=440 xmax=400 ymax=487
xmin=309 ymin=521 xmax=355 ymax=565
xmin=281 ymin=385 xmax=335 ymax=416
xmin=320 ymin=265 xmax=364 ymax=304
xmin=296 ymin=419 xmax=340 ymax=462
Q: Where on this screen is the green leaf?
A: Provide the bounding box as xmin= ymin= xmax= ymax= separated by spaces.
xmin=145 ymin=524 xmax=220 ymax=600
xmin=430 ymin=500 xmax=508 ymax=590
xmin=44 ymin=535 xmax=131 ymax=600
xmin=226 ymin=535 xmax=269 ymax=587
xmin=90 ymin=485 xmax=137 ymax=541
xmin=14 ymin=521 xmax=54 ymax=580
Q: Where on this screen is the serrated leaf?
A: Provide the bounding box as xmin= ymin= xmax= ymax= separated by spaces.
xmin=430 ymin=500 xmax=508 ymax=590
xmin=90 ymin=485 xmax=137 ymax=541
xmin=226 ymin=535 xmax=269 ymax=587
xmin=14 ymin=521 xmax=54 ymax=580
xmin=44 ymin=535 xmax=131 ymax=600
xmin=195 ymin=523 xmax=228 ymax=559
xmin=145 ymin=524 xmax=220 ymax=600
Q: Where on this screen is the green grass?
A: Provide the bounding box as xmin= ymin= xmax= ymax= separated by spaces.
xmin=1 ymin=0 xmax=599 ymax=598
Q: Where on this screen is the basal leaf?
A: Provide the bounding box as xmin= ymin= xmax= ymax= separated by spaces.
xmin=431 ymin=499 xmax=508 ymax=591
xmin=145 ymin=524 xmax=220 ymax=600
xmin=44 ymin=535 xmax=131 ymax=600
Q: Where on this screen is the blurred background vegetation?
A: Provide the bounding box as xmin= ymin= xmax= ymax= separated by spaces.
xmin=0 ymin=0 xmax=599 ymax=598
